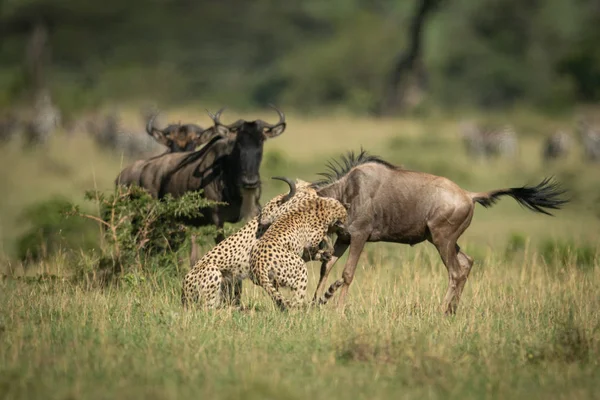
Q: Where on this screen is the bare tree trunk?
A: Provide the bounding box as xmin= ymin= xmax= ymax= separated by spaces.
xmin=23 ymin=21 xmax=60 ymax=147
xmin=25 ymin=21 xmax=50 ymax=99
xmin=379 ymin=0 xmax=441 ymax=116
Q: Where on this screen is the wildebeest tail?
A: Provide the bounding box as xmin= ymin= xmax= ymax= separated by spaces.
xmin=468 ymin=177 xmax=569 ymax=216
xmin=317 ymin=279 xmax=344 ymax=305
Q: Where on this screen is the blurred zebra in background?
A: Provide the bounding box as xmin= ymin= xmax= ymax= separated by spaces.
xmin=576 ymin=118 xmax=600 ymax=162
xmin=85 ymin=108 xmax=162 ymax=159
xmin=460 ymin=121 xmax=518 ymax=159
xmin=23 ymin=90 xmax=61 ymax=147
xmin=542 ymin=131 xmax=572 ymax=162
xmin=0 ymin=111 xmax=19 ymax=144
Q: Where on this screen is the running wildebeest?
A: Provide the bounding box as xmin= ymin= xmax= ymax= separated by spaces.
xmin=307 ymin=150 xmax=568 ymax=315
xmin=115 ymin=105 xmax=287 ymax=265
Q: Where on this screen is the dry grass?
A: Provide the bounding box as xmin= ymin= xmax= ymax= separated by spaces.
xmin=0 ymin=108 xmax=599 ymax=399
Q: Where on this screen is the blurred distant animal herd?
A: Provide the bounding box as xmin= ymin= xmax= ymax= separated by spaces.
xmin=1 ymin=97 xmax=600 ymax=164
xmin=459 ymin=118 xmax=600 ymax=163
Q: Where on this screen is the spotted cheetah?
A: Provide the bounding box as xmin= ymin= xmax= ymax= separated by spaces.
xmin=181 ymin=177 xmax=329 ymax=308
xmin=249 ymin=196 xmax=347 ymax=311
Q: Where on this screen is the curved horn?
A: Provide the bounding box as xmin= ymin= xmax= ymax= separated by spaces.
xmin=258 ymin=104 xmax=286 ymax=128
xmin=272 ymin=176 xmax=296 ymax=203
xmin=269 ymin=104 xmax=285 ymax=125
xmin=146 ymin=112 xmax=161 ymax=136
xmin=206 ymin=107 xmax=226 ymax=125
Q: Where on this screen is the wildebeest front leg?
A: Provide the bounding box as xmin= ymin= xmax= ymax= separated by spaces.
xmin=210 ymin=210 xmax=243 ymax=306
xmin=212 ymin=211 xmax=225 ymax=244
xmin=336 ymin=234 xmax=369 ymax=307
xmin=190 ymin=234 xmax=200 ymax=268
xmin=312 ymin=238 xmax=349 ymax=303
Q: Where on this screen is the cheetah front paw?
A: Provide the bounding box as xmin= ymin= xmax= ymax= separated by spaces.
xmin=314 ymin=249 xmax=333 ymax=262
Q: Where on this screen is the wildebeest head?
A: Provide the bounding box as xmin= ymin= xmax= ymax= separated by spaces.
xmin=146 ymin=113 xmax=209 ymax=152
xmin=208 ymin=105 xmax=286 ymax=189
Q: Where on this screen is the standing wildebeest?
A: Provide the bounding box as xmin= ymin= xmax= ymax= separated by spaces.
xmin=308 ymin=150 xmax=568 ymax=315
xmin=113 ymin=112 xmax=213 ymax=187
xmin=542 ymin=131 xmax=572 ymax=162
xmin=146 ymin=113 xmax=207 ymax=153
xmin=115 ymin=105 xmax=287 ymax=264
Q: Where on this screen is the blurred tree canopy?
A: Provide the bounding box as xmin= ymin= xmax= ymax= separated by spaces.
xmin=1 ymin=0 xmax=599 ymax=114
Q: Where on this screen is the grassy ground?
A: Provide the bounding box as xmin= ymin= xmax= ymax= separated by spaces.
xmin=0 ymin=108 xmax=599 ymax=399
xmin=1 ymin=251 xmax=599 ymax=399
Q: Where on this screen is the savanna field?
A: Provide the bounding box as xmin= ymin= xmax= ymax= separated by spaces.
xmin=1 ymin=107 xmax=599 ymax=399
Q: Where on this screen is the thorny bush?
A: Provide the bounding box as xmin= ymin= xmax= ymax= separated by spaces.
xmin=71 ymin=185 xmax=220 ymax=280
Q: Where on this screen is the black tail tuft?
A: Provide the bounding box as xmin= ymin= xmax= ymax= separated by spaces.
xmin=481 ymin=177 xmax=570 ymax=216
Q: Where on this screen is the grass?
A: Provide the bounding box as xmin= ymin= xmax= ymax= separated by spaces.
xmin=0 ymin=107 xmax=599 ymax=399
xmin=1 ymin=250 xmax=599 ymax=399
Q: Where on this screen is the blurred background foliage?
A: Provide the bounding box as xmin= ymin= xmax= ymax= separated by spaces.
xmin=0 ymin=0 xmax=599 ymax=264
xmin=2 ymin=0 xmax=600 ymax=115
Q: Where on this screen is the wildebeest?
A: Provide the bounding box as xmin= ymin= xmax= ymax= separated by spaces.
xmin=115 ymin=105 xmax=287 ymax=265
xmin=145 ymin=113 xmax=207 ymax=153
xmin=111 ymin=114 xmax=214 ymax=206
xmin=576 ymin=118 xmax=600 ymax=162
xmin=460 ymin=121 xmax=518 ymax=159
xmin=542 ymin=131 xmax=571 ymax=162
xmin=308 ymin=150 xmax=568 ymax=315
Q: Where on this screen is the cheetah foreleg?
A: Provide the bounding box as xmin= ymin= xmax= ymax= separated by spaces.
xmin=313 ymin=235 xmax=334 ymax=262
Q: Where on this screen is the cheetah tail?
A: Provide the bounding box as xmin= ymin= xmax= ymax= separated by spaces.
xmin=318 ymin=279 xmax=344 ymax=305
xmin=258 ymin=275 xmax=291 ymax=311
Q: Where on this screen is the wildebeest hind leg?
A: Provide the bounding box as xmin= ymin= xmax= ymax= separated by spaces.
xmin=431 ymin=239 xmax=462 ymax=315
xmin=455 ymin=245 xmax=474 ymax=305
xmin=428 ymin=206 xmax=474 ymax=315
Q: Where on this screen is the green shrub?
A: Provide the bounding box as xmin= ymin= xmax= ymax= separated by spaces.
xmin=72 ymin=185 xmax=220 ymax=279
xmin=505 ymin=232 xmax=527 ymax=258
xmin=525 ymin=317 xmax=591 ymax=364
xmin=539 ymin=239 xmax=597 ymax=271
xmin=15 ymin=197 xmax=99 ymax=262
xmin=263 ymin=149 xmax=289 ymax=172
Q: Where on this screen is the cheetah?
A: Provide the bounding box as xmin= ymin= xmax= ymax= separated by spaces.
xmin=249 ymin=196 xmax=347 ymax=311
xmin=181 ymin=177 xmax=329 ymax=308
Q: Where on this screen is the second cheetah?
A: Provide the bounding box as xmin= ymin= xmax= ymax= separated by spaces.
xmin=249 ymin=195 xmax=347 ymax=311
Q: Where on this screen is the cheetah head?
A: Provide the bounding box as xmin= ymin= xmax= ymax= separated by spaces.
xmin=257 ymin=177 xmax=318 ymax=227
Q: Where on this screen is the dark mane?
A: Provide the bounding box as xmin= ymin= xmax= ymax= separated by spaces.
xmin=311 ymin=149 xmax=398 ymax=188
